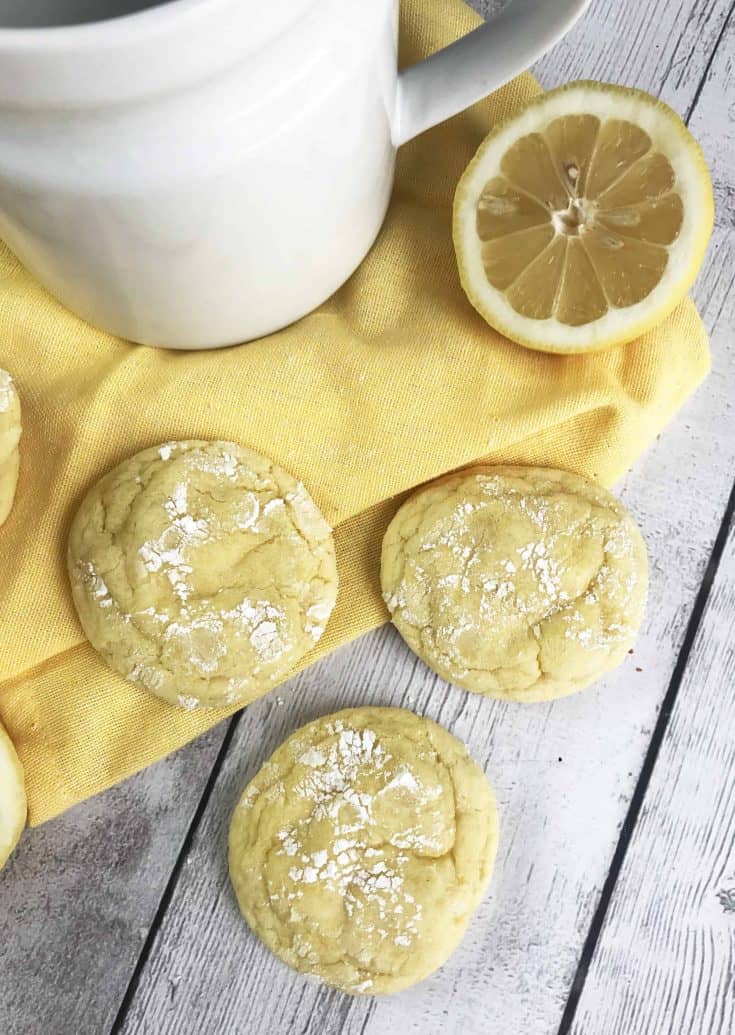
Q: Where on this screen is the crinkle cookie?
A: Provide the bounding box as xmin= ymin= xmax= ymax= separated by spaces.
xmin=229 ymin=707 xmax=498 ymax=995
xmin=68 ymin=440 xmax=338 ymax=709
xmin=0 ymin=720 xmax=26 ymax=870
xmin=0 ymin=368 xmax=21 ymax=527
xmin=381 ymin=466 xmax=648 ymax=702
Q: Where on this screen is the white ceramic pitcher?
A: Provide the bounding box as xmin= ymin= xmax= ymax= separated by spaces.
xmin=0 ymin=0 xmax=589 ymax=349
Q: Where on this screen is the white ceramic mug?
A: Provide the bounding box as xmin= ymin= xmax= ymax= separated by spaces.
xmin=0 ymin=0 xmax=589 ymax=349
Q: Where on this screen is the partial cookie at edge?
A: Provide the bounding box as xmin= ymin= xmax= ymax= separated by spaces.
xmin=0 ymin=369 xmax=21 ymax=527
xmin=0 ymin=721 xmax=27 ymax=869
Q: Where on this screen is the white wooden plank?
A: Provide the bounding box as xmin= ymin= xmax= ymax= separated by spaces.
xmin=531 ymin=0 xmax=731 ymax=112
xmin=472 ymin=0 xmax=731 ymax=110
xmin=115 ymin=1 xmax=735 ymax=1030
xmin=570 ymin=524 xmax=735 ymax=1035
xmin=570 ymin=17 xmax=735 ymax=1033
xmin=570 ymin=526 xmax=735 ymax=1034
xmin=0 ymin=727 xmax=228 ymax=1035
xmin=1 ymin=2 xmax=732 ymax=1035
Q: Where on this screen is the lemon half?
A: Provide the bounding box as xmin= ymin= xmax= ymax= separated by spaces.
xmin=454 ymin=81 xmax=713 ymax=353
xmin=0 ymin=721 xmax=26 ymax=870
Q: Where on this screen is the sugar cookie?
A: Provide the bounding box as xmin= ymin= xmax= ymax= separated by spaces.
xmin=381 ymin=466 xmax=647 ymax=702
xmin=68 ymin=441 xmax=338 ymax=709
xmin=0 ymin=721 xmax=26 ymax=870
xmin=0 ymin=368 xmax=21 ymax=526
xmin=229 ymin=706 xmax=498 ymax=995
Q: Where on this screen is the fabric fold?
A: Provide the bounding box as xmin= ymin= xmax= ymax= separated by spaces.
xmin=0 ymin=0 xmax=709 ymax=824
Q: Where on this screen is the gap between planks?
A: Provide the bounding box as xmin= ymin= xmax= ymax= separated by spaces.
xmin=682 ymin=0 xmax=735 ymax=122
xmin=559 ymin=1 xmax=735 ymax=1027
xmin=557 ymin=481 xmax=735 ymax=1035
xmin=109 ymin=713 xmax=243 ymax=1035
xmin=107 ymin=1 xmax=735 ymax=1032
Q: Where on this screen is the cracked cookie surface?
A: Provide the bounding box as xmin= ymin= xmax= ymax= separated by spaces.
xmin=68 ymin=440 xmax=338 ymax=708
xmin=0 ymin=369 xmax=21 ymax=527
xmin=381 ymin=466 xmax=648 ymax=702
xmin=229 ymin=707 xmax=498 ymax=995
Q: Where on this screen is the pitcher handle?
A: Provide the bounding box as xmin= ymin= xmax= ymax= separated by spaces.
xmin=392 ymin=0 xmax=590 ymax=147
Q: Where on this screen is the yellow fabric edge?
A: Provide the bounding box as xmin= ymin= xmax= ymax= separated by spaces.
xmin=0 ymin=295 xmax=709 ymax=826
xmin=0 ymin=0 xmax=714 ymax=824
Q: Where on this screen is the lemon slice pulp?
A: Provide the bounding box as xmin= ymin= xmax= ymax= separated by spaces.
xmin=454 ymin=81 xmax=714 ymax=353
xmin=0 ymin=722 xmax=26 ymax=870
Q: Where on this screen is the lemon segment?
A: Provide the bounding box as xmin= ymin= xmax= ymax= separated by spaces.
xmin=0 ymin=721 xmax=26 ymax=870
xmin=454 ymin=81 xmax=714 ymax=353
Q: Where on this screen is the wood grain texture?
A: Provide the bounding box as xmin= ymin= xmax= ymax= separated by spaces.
xmin=115 ymin=1 xmax=735 ymax=1027
xmin=569 ymin=12 xmax=735 ymax=1032
xmin=531 ymin=0 xmax=732 ymax=111
xmin=0 ymin=727 xmax=229 ymax=1035
xmin=571 ymin=526 xmax=735 ymax=1035
xmin=570 ymin=521 xmax=735 ymax=1034
xmin=1 ymin=2 xmax=733 ymax=1035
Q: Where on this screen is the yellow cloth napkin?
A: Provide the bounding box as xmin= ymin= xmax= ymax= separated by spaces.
xmin=0 ymin=0 xmax=709 ymax=826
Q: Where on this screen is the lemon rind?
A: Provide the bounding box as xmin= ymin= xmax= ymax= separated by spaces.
xmin=453 ymin=81 xmax=714 ymax=354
